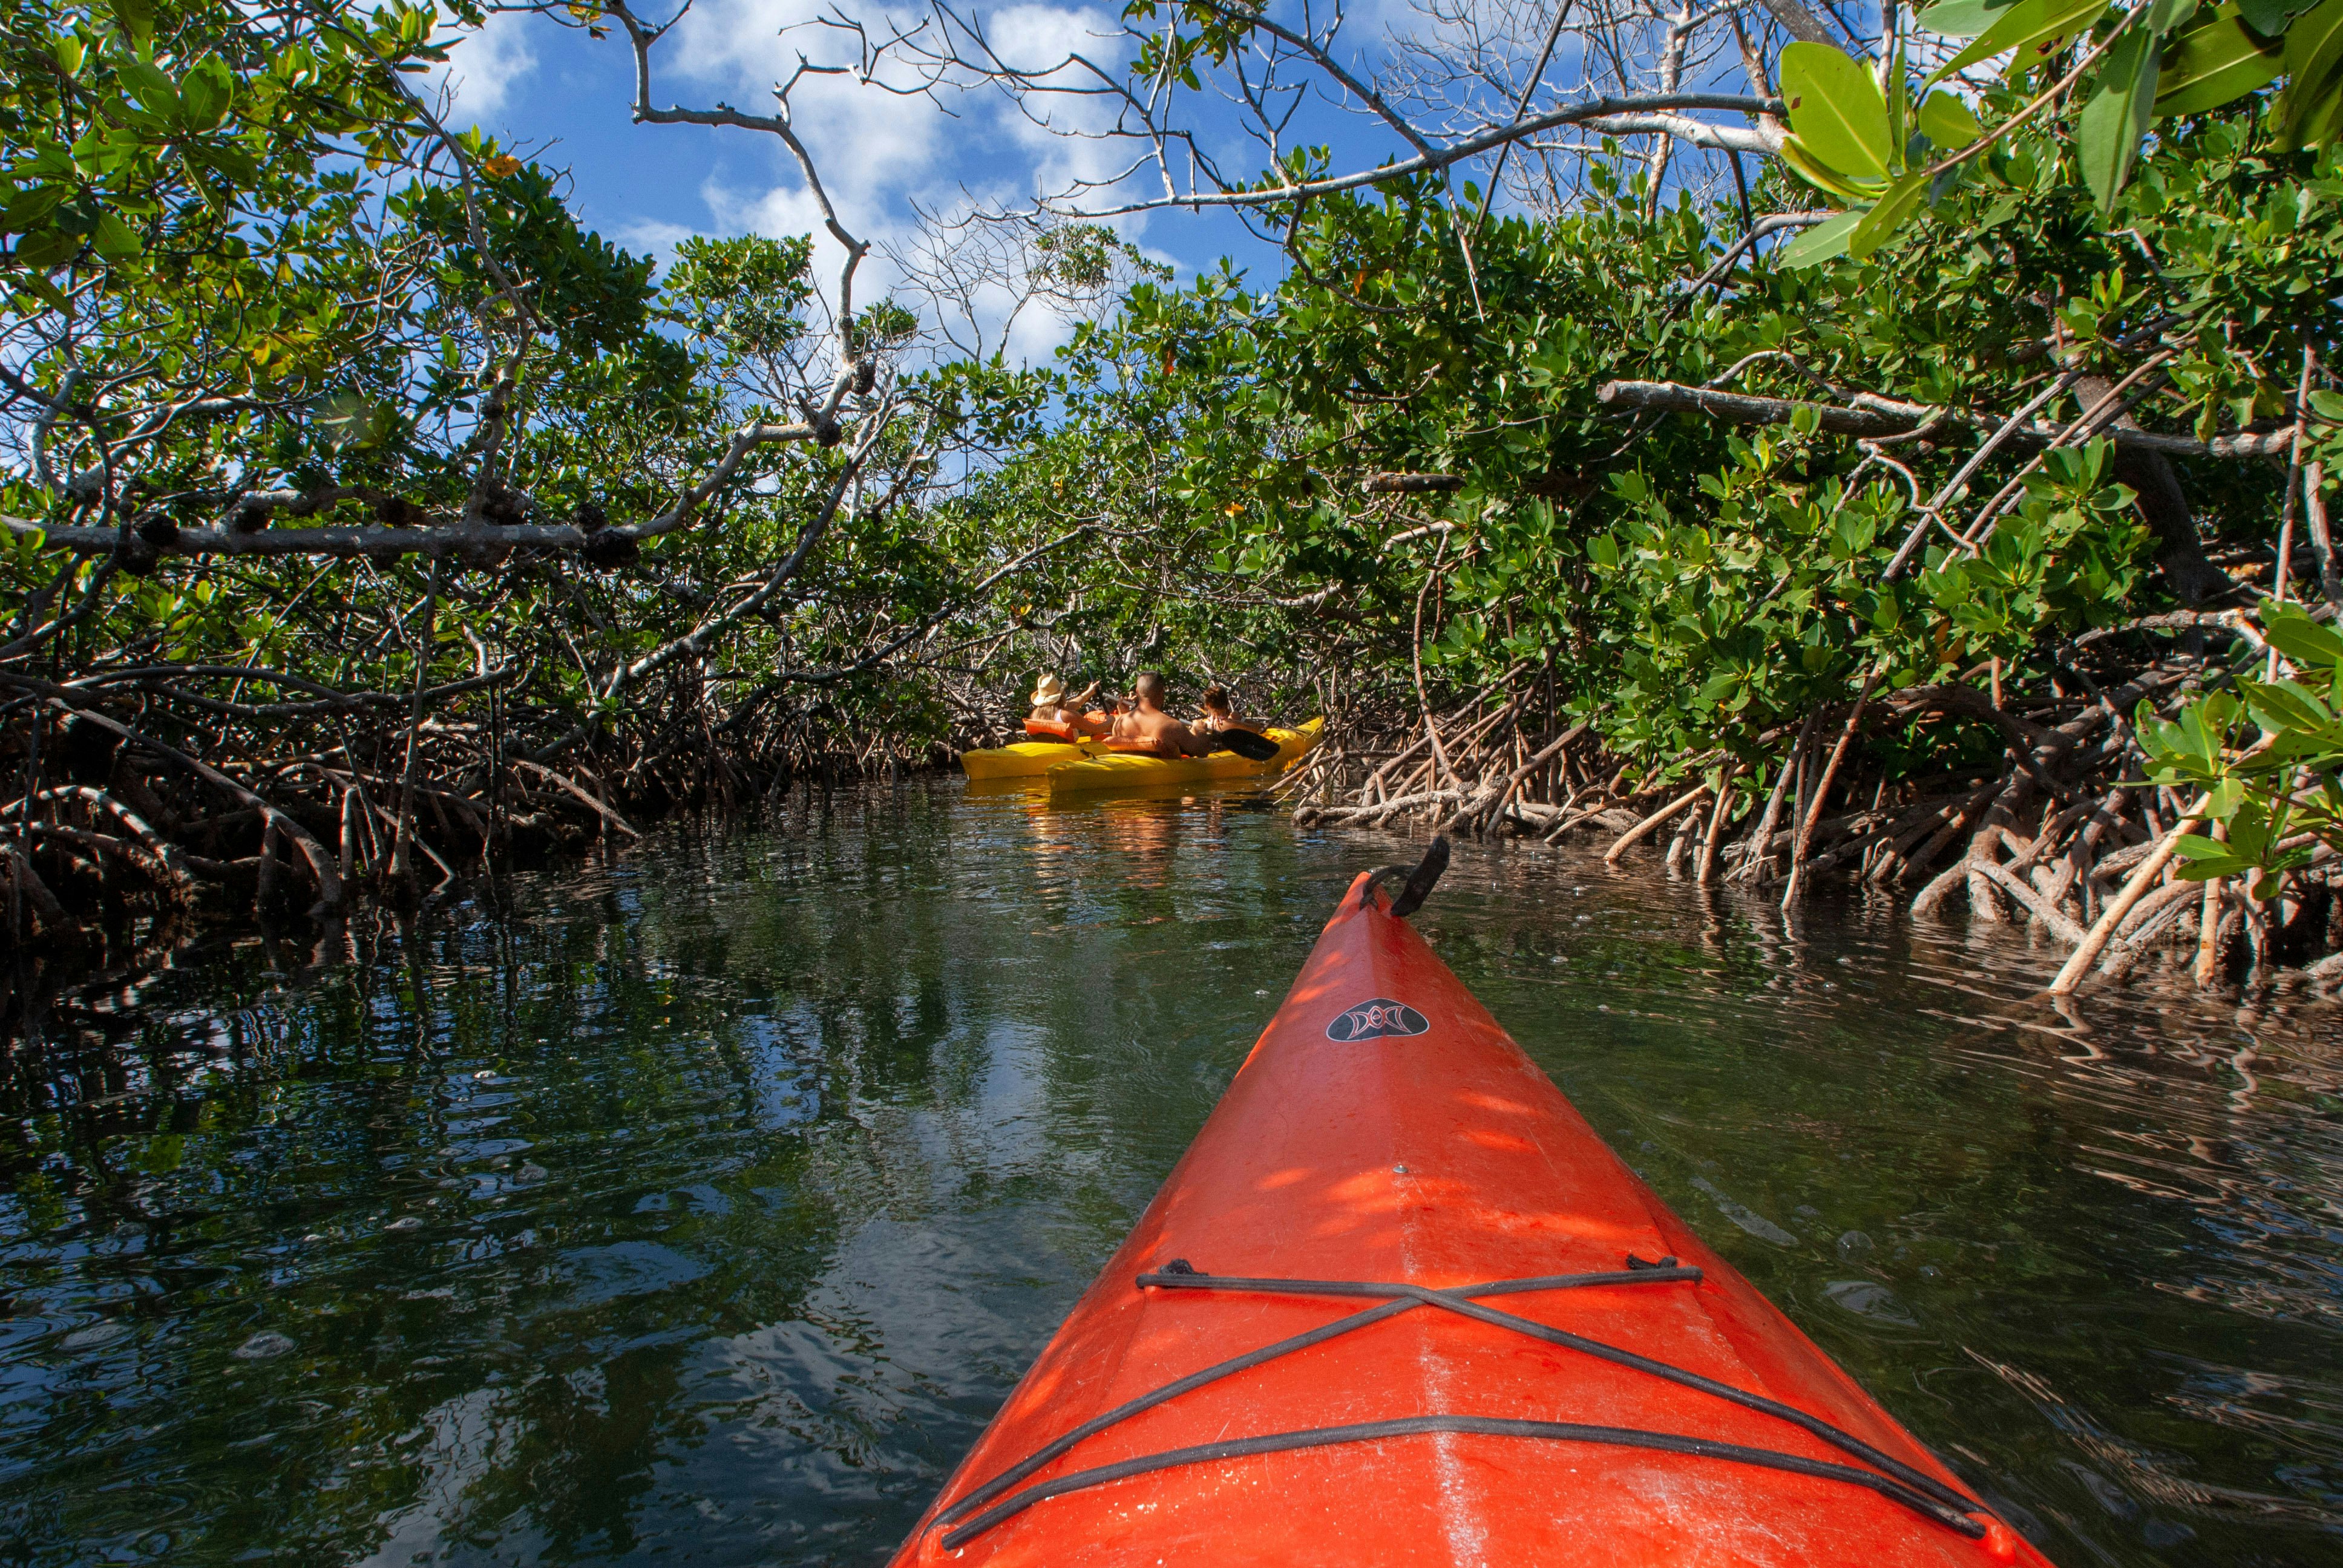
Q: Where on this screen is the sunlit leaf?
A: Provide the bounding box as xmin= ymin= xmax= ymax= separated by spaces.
xmin=2260 ymin=601 xmax=2343 ymax=668
xmin=1779 ymin=43 xmax=1895 ymax=181
xmin=1778 ymin=209 xmax=1866 ymax=267
xmin=1917 ymin=89 xmax=1987 ymax=146
xmin=2080 ymin=26 xmax=2163 ymax=208
xmin=1924 ymin=0 xmax=2114 ymax=90
xmin=1917 ymin=0 xmax=2025 ymax=35
xmin=1849 ymin=172 xmax=1932 ymax=257
xmin=1777 ymin=136 xmax=1885 ymax=203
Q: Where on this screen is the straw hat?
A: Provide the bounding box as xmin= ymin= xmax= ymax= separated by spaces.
xmin=1029 ymin=672 xmax=1066 ymax=707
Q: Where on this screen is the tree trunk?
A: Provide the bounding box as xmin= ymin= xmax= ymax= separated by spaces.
xmin=2076 ymin=376 xmax=2229 ymax=606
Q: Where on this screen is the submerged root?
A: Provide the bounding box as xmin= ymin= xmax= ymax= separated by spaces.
xmin=1294 ymin=655 xmax=2343 ymax=994
xmin=1 ymin=659 xmax=943 ymax=956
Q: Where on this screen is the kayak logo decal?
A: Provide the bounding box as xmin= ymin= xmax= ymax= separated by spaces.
xmin=1325 ymin=998 xmax=1430 ymax=1042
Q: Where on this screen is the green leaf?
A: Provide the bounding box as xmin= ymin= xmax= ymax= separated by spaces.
xmin=2079 ymin=26 xmax=2163 ymax=208
xmin=2 ymin=184 xmax=65 ymax=235
xmin=13 ymin=227 xmax=80 ymax=268
xmin=114 ymin=58 xmax=179 ymax=119
xmin=1778 ymin=209 xmax=1866 ymax=267
xmin=11 ymin=274 xmax=70 ymax=312
xmin=2157 ymin=2 xmax=2287 ymax=113
xmin=1779 ymin=42 xmax=1895 ymax=182
xmin=1917 ymin=90 xmax=1987 ymax=145
xmin=1848 ymin=171 xmax=1932 ymax=257
xmin=182 ymin=57 xmax=233 ymax=131
xmin=90 ymin=212 xmax=141 ymax=258
xmin=2261 ymin=601 xmax=2343 ymax=668
xmin=1777 ymin=136 xmax=1886 ymax=201
xmin=1918 ymin=0 xmax=2024 ymax=35
xmin=2146 ymin=0 xmax=2209 ymax=34
xmin=2235 ymin=0 xmax=2319 ymax=30
xmin=1695 ymin=671 xmax=1742 ymax=706
xmin=2279 ymin=0 xmax=2343 ymax=147
xmin=1924 ymin=0 xmax=2114 ymax=90
xmin=2293 ymin=73 xmax=2343 ymax=143
xmin=186 ymin=142 xmax=259 ymax=185
xmin=2169 ymin=849 xmax=2257 ymax=879
xmin=109 ymin=0 xmax=154 ymax=50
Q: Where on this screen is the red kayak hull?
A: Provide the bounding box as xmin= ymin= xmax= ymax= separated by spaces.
xmin=890 ymin=874 xmax=2046 ymax=1567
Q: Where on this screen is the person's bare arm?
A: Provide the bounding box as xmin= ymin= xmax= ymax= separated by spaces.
xmin=1173 ymin=720 xmax=1217 ymax=757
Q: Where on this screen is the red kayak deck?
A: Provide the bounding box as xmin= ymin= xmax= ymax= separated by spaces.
xmin=891 ymin=872 xmax=2046 ymax=1567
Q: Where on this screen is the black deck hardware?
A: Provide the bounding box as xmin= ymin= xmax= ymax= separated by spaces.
xmin=932 ymin=1267 xmax=1697 ymax=1540
xmin=929 ymin=1262 xmax=1996 ymax=1550
xmin=942 ymin=1415 xmax=1979 ymax=1549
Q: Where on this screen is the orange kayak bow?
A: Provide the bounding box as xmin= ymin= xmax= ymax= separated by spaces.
xmin=891 ymin=840 xmax=2047 ymax=1567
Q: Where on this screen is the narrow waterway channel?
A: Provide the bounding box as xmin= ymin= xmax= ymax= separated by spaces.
xmin=3 ymin=780 xmax=2338 ymax=1567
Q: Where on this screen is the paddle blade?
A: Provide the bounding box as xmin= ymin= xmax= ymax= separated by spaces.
xmin=1213 ymin=728 xmax=1283 ymax=762
xmin=1386 ymin=834 xmax=1452 ymax=918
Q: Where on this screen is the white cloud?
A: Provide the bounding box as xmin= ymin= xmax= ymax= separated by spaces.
xmin=982 ymin=5 xmax=1144 ymax=216
xmin=666 ymin=0 xmax=949 ymax=201
xmin=638 ymin=0 xmax=955 ymax=351
xmin=616 ymin=218 xmax=708 ymax=273
xmin=433 ymin=15 xmax=542 ymax=130
xmin=701 ymin=175 xmax=911 ymax=345
xmin=604 ymin=0 xmax=1153 ymax=365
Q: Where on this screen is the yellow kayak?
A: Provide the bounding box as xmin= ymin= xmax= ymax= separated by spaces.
xmin=959 ymin=739 xmax=1104 ymax=781
xmin=1045 ymin=717 xmax=1324 ymax=795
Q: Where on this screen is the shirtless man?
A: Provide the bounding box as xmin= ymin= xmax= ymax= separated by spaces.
xmin=1113 ymin=672 xmax=1210 ymax=756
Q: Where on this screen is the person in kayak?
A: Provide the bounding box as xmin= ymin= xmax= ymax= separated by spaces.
xmin=1193 ymin=685 xmax=1265 ymax=737
xmin=1111 ymin=672 xmax=1211 ymax=756
xmin=1027 ymin=673 xmax=1107 ymax=737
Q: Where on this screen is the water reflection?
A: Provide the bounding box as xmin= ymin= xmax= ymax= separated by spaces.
xmin=2 ymin=781 xmax=2338 ymax=1566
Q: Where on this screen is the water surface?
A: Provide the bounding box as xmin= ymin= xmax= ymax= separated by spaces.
xmin=3 ymin=782 xmax=2338 ymax=1566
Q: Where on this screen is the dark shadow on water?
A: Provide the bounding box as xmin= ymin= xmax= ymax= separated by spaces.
xmin=1 ymin=779 xmax=2338 ymax=1566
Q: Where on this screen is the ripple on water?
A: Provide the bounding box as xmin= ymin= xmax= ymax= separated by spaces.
xmin=1 ymin=780 xmax=2338 ymax=1567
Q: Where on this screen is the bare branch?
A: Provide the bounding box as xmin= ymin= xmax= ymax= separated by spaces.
xmin=1053 ymin=93 xmax=1778 ymax=214
xmin=1595 ymin=381 xmax=2299 ymax=460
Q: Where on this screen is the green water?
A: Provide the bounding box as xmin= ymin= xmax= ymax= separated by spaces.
xmin=2 ymin=782 xmax=2338 ymax=1566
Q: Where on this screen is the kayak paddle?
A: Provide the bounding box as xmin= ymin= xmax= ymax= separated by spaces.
xmin=1204 ymin=728 xmax=1283 ymax=762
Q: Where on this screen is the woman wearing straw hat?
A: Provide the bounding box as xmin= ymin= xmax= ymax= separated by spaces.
xmin=1027 ymin=673 xmax=1107 ymax=736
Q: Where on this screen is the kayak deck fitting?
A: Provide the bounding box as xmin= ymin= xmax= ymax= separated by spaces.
xmin=890 ymin=837 xmax=2045 ymax=1567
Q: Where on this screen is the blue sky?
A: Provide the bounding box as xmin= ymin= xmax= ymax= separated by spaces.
xmin=436 ymin=4 xmax=1373 ymax=362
